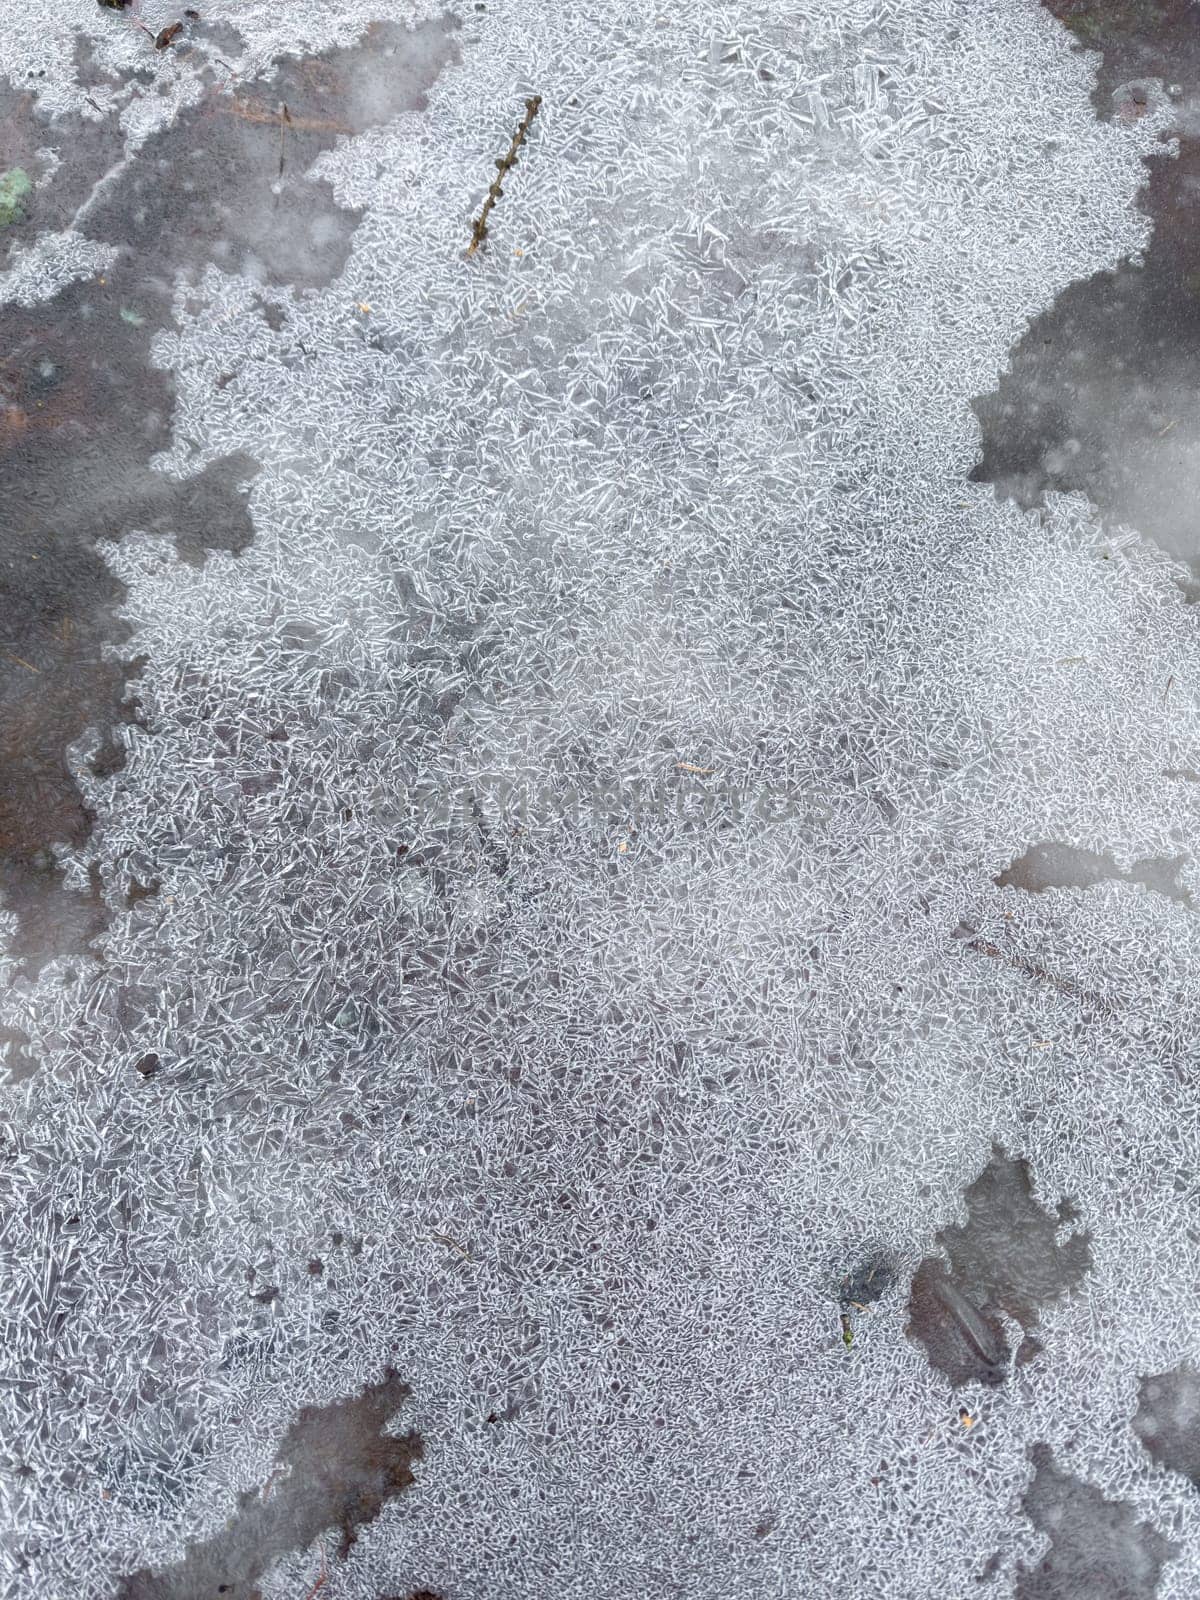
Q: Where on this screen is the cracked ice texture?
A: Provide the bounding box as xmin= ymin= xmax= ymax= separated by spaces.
xmin=3 ymin=2 xmax=1200 ymax=1598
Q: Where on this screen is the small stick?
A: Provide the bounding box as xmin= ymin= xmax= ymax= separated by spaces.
xmin=278 ymin=103 xmax=291 ymax=179
xmin=467 ymin=95 xmax=542 ymax=256
xmin=301 ymin=1541 xmax=329 ymax=1600
xmin=429 ymin=1231 xmax=472 ymax=1260
xmin=225 ymin=100 xmax=345 ymax=132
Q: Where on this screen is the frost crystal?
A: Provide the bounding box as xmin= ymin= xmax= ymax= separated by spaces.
xmin=2 ymin=1 xmax=1200 ymax=1597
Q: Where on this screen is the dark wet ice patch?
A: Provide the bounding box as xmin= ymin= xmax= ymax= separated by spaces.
xmin=975 ymin=10 xmax=1200 ymax=594
xmin=0 ymin=49 xmax=124 ymax=270
xmin=995 ymin=841 xmax=1193 ymax=908
xmin=1013 ymin=1444 xmax=1177 ymax=1600
xmin=907 ymin=1147 xmax=1091 ymax=1387
xmin=1133 ymin=1366 xmax=1200 ymax=1488
xmin=116 ymin=1369 xmax=422 ymax=1600
xmin=1043 ymin=2 xmax=1200 ymax=120
xmin=970 ymin=194 xmax=1200 ymax=590
xmin=0 ymin=1020 xmax=37 ymax=1082
xmin=0 ymin=17 xmax=459 ymax=968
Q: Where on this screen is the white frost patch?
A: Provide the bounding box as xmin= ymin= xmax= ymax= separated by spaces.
xmin=0 ymin=227 xmax=116 ymax=305
xmin=3 ymin=3 xmax=1200 ymax=1599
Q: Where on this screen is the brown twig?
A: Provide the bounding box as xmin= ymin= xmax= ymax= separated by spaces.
xmin=278 ymin=103 xmax=291 ymax=179
xmin=429 ymin=1230 xmax=472 ymax=1260
xmin=466 ymin=95 xmax=542 ymax=256
xmin=301 ymin=1542 xmax=329 ymax=1600
xmin=224 ymin=99 xmax=347 ymax=133
xmin=961 ymin=934 xmax=1118 ymax=1016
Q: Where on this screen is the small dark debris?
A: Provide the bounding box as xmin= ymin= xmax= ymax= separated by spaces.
xmin=250 ymin=1285 xmax=280 ymax=1306
xmin=97 ymin=0 xmax=131 ymax=8
xmin=155 ymin=22 xmax=184 ymax=50
xmin=133 ymin=1052 xmax=160 ymax=1078
xmin=834 ymin=1250 xmax=896 ymax=1347
xmin=306 ymin=1259 xmax=324 ymax=1276
xmin=838 ymin=1252 xmax=897 ymax=1309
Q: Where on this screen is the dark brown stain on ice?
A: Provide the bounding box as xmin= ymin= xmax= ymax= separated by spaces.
xmin=974 ymin=4 xmax=1200 ymax=596
xmin=996 ymin=841 xmax=1193 ymax=908
xmin=0 ymin=17 xmax=459 ymax=970
xmin=1012 ymin=1443 xmax=1177 ymax=1600
xmin=907 ymin=1147 xmax=1091 ymax=1387
xmin=116 ymin=1369 xmax=423 ymax=1600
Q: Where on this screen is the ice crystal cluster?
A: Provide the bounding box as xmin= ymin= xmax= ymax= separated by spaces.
xmin=2 ymin=0 xmax=1200 ymax=1596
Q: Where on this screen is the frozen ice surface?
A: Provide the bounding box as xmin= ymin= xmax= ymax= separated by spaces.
xmin=2 ymin=0 xmax=1200 ymax=1597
